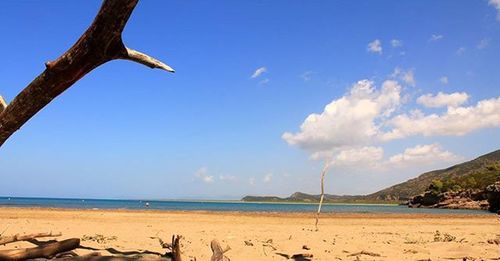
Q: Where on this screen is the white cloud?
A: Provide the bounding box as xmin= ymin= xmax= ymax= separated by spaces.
xmin=391 ymin=39 xmax=403 ymax=47
xmin=429 ymin=34 xmax=443 ymax=42
xmin=439 ymin=76 xmax=449 ymax=85
xmin=417 ymin=92 xmax=469 ymax=108
xmin=456 ymin=47 xmax=466 ymax=55
xmin=367 ymin=39 xmax=382 ymax=54
xmin=477 ymin=38 xmax=489 ymax=49
xmin=301 ymin=71 xmax=315 ymax=81
xmin=383 ymin=97 xmax=500 ymax=140
xmin=388 ymin=144 xmax=461 ymax=166
xmin=489 ymin=0 xmax=500 ymax=20
xmin=282 ymin=80 xmax=401 ymax=154
xmin=259 ymin=78 xmax=270 ymax=85
xmin=195 ymin=167 xmax=214 ymax=183
xmin=332 ymin=146 xmax=384 ymax=168
xmin=283 ymin=75 xmax=500 ymax=172
xmin=248 ymin=177 xmax=255 ymax=186
xmin=391 ymin=67 xmax=416 ymax=87
xmin=251 ymin=67 xmax=267 ymax=78
xmin=263 ymin=173 xmax=273 ymax=183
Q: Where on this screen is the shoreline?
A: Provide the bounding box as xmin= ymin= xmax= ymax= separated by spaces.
xmin=0 ymin=206 xmax=495 ymax=218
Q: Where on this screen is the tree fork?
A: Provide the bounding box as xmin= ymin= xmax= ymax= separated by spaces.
xmin=0 ymin=0 xmax=173 ymax=148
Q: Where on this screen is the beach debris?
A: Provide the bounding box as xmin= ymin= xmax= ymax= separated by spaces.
xmin=302 ymin=245 xmax=310 ymax=250
xmin=210 ymin=239 xmax=230 ymax=261
xmin=244 ymin=240 xmax=253 ymax=246
xmin=81 ymin=234 xmax=117 ymax=244
xmin=433 ymin=230 xmax=456 ymax=242
xmin=315 ymin=161 xmax=331 ymax=231
xmin=403 ymin=249 xmax=418 ymax=254
xmin=0 ymin=231 xmax=62 ymax=245
xmin=155 ymin=235 xmax=183 ymax=261
xmin=487 ymin=238 xmax=500 ymax=245
xmin=347 ymin=250 xmax=382 ymax=257
xmin=275 ymin=252 xmax=313 ymax=260
xmin=0 ymin=238 xmax=80 ymax=260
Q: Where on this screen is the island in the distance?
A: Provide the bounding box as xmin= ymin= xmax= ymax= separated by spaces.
xmin=242 ymin=149 xmax=500 ymax=213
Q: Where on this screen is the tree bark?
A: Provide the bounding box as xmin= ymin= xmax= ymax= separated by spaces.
xmin=0 ymin=238 xmax=80 ymax=260
xmin=0 ymin=231 xmax=61 ymax=245
xmin=0 ymin=0 xmax=173 ymax=148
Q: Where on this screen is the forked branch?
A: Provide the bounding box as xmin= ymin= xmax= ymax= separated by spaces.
xmin=0 ymin=0 xmax=174 ymax=148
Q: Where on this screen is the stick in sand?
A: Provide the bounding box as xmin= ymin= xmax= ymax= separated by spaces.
xmin=315 ymin=161 xmax=331 ymax=231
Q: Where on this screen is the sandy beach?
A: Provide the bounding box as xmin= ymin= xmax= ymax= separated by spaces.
xmin=0 ymin=208 xmax=498 ymax=260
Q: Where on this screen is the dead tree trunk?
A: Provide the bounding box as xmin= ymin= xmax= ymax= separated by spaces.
xmin=0 ymin=0 xmax=173 ymax=148
xmin=0 ymin=238 xmax=80 ymax=260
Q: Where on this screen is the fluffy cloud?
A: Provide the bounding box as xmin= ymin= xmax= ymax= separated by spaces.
xmin=457 ymin=47 xmax=466 ymax=55
xmin=332 ymin=146 xmax=384 ymax=168
xmin=251 ymin=67 xmax=267 ymax=78
xmin=282 ymin=80 xmax=401 ymax=153
xmin=383 ymin=97 xmax=500 ymax=139
xmin=195 ymin=167 xmax=214 ymax=183
xmin=391 ymin=67 xmax=416 ymax=87
xmin=283 ymin=76 xmax=500 ymax=171
xmin=388 ymin=144 xmax=461 ymax=166
xmin=301 ymin=71 xmax=315 ymax=81
xmin=417 ymin=92 xmax=469 ymax=108
xmin=391 ymin=39 xmax=402 ymax=47
xmin=429 ymin=34 xmax=443 ymax=42
xmin=367 ymin=39 xmax=382 ymax=54
xmin=263 ymin=173 xmax=273 ymax=183
xmin=477 ymin=38 xmax=489 ymax=50
xmin=331 ymin=144 xmax=460 ymax=170
xmin=489 ymin=0 xmax=500 ymax=20
xmin=439 ymin=76 xmax=449 ymax=85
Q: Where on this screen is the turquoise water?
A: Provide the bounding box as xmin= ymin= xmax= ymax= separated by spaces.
xmin=0 ymin=197 xmax=491 ymax=214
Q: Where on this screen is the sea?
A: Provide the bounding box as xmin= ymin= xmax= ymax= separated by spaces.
xmin=0 ymin=197 xmax=492 ymax=215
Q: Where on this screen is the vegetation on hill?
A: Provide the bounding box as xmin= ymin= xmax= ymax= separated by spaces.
xmin=368 ymin=150 xmax=500 ymax=200
xmin=242 ymin=149 xmax=500 ymax=203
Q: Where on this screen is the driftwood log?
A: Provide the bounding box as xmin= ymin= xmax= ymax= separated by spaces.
xmin=0 ymin=0 xmax=173 ymax=148
xmin=52 ymin=256 xmax=173 ymax=261
xmin=210 ymin=240 xmax=230 ymax=261
xmin=0 ymin=232 xmax=62 ymax=245
xmin=0 ymin=238 xmax=80 ymax=260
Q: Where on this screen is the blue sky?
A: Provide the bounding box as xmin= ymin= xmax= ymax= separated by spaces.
xmin=0 ymin=1 xmax=499 ymax=199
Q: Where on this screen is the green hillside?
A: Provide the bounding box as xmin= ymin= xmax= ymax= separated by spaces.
xmin=367 ymin=149 xmax=500 ymax=200
xmin=242 ymin=149 xmax=500 ymax=203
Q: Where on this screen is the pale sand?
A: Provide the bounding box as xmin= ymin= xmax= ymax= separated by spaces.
xmin=0 ymin=208 xmax=498 ymax=260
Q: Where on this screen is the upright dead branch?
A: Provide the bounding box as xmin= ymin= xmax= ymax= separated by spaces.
xmin=0 ymin=238 xmax=80 ymax=260
xmin=210 ymin=239 xmax=230 ymax=261
xmin=314 ymin=161 xmax=331 ymax=231
xmin=0 ymin=231 xmax=62 ymax=245
xmin=0 ymin=0 xmax=174 ymax=148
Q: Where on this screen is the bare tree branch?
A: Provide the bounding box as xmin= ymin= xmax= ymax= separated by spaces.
xmin=0 ymin=238 xmax=80 ymax=260
xmin=315 ymin=161 xmax=331 ymax=231
xmin=0 ymin=0 xmax=173 ymax=148
xmin=122 ymin=48 xmax=175 ymax=72
xmin=0 ymin=231 xmax=62 ymax=245
xmin=0 ymin=96 xmax=6 ymax=114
